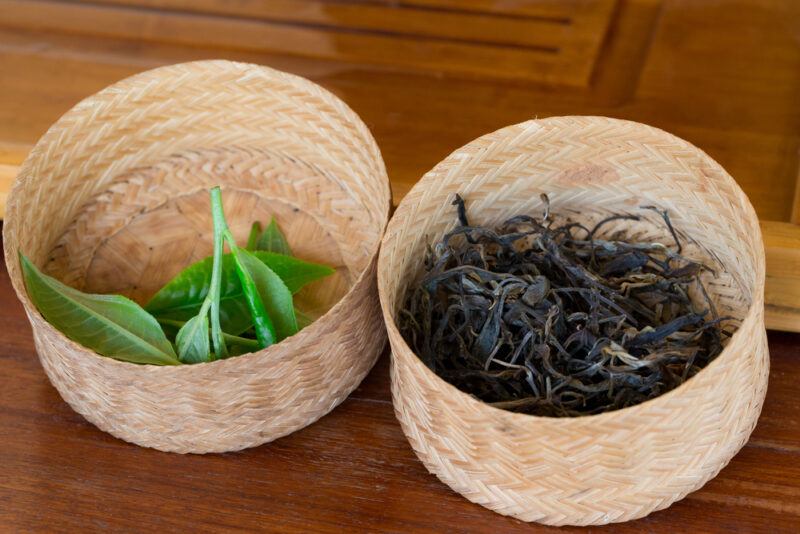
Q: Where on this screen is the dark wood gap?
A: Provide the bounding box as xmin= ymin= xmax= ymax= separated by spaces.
xmin=316 ymin=0 xmax=574 ymax=25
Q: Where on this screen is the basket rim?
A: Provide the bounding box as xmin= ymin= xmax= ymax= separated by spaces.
xmin=378 ymin=115 xmax=766 ymax=424
xmin=4 ymin=59 xmax=392 ymax=373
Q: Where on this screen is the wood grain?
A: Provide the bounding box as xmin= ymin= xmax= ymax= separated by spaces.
xmin=1 ymin=1 xmax=798 ymax=219
xmin=0 ymin=3 xmax=799 ymax=526
xmin=0 ymin=237 xmax=798 ymax=531
xmin=0 ymin=0 xmax=616 ymax=85
xmin=77 ymin=0 xmax=572 ymax=48
xmin=763 ymin=220 xmax=800 ymax=332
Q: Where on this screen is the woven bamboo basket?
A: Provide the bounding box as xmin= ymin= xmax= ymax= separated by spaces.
xmin=3 ymin=60 xmax=391 ymax=454
xmin=378 ymin=116 xmax=769 ymax=526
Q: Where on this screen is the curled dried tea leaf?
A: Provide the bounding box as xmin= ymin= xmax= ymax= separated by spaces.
xmin=399 ymin=195 xmax=732 ymax=417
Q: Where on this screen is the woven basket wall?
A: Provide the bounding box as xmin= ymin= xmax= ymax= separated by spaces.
xmin=378 ymin=116 xmax=769 ymax=526
xmin=3 ymin=60 xmax=391 ymax=454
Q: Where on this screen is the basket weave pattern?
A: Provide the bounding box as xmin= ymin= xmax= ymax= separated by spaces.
xmin=4 ymin=61 xmax=391 ymax=453
xmin=378 ymin=117 xmax=768 ymax=525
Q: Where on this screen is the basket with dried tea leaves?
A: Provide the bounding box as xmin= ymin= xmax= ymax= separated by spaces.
xmin=379 ymin=116 xmax=768 ymax=526
xmin=399 ymin=194 xmax=732 ymax=417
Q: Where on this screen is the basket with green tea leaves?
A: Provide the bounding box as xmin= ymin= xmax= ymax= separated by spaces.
xmin=399 ymin=194 xmax=734 ymax=417
xmin=5 ymin=60 xmax=391 ymax=453
xmin=21 ymin=186 xmax=334 ymax=365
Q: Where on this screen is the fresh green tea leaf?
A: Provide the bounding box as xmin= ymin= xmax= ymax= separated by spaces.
xmin=159 ymin=317 xmax=259 ymax=351
xmin=145 ymin=252 xmax=333 ymax=334
xmin=255 ymin=251 xmax=335 ymax=293
xmin=237 ymin=249 xmax=297 ymax=341
xmin=246 ymin=221 xmax=262 ymax=250
xmin=20 ymin=254 xmax=179 ymax=365
xmin=256 ymin=218 xmax=292 ymax=255
xmin=175 ymin=314 xmax=210 ymax=364
xmin=228 ymin=243 xmax=276 ymax=348
xmin=207 ymin=189 xmax=231 ymax=360
xmin=146 ymin=269 xmax=223 ymax=337
xmin=169 ymin=185 xmax=232 ymax=364
xmin=145 ymin=255 xmax=239 ymax=319
xmin=218 ymin=300 xmax=253 ymax=335
xmin=161 ymin=297 xmax=252 ymax=338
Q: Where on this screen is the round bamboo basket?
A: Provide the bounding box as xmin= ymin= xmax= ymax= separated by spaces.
xmin=378 ymin=116 xmax=768 ymax=525
xmin=4 ymin=60 xmax=391 ymax=454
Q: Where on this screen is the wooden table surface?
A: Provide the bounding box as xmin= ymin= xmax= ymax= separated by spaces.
xmin=2 ymin=1 xmax=800 ymax=531
xmin=1 ymin=228 xmax=799 ymax=533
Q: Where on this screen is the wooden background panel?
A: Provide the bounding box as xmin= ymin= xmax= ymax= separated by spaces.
xmin=1 ymin=2 xmax=800 ymax=529
xmin=632 ymin=0 xmax=800 ymax=221
xmin=763 ymin=220 xmax=800 ymax=332
xmin=1 ymin=239 xmax=799 ymax=531
xmin=364 ymin=0 xmax=591 ymax=18
xmin=1 ymin=0 xmax=800 ymax=331
xmin=1 ymin=0 xmax=617 ymax=86
xmin=79 ymin=0 xmax=572 ymax=49
xmin=3 ymin=0 xmax=797 ymax=220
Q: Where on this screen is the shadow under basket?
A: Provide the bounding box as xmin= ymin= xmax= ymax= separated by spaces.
xmin=3 ymin=60 xmax=391 ymax=454
xmin=378 ymin=116 xmax=769 ymax=526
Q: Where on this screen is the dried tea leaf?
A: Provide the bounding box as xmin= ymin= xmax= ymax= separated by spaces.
xmin=399 ymin=195 xmax=731 ymax=417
